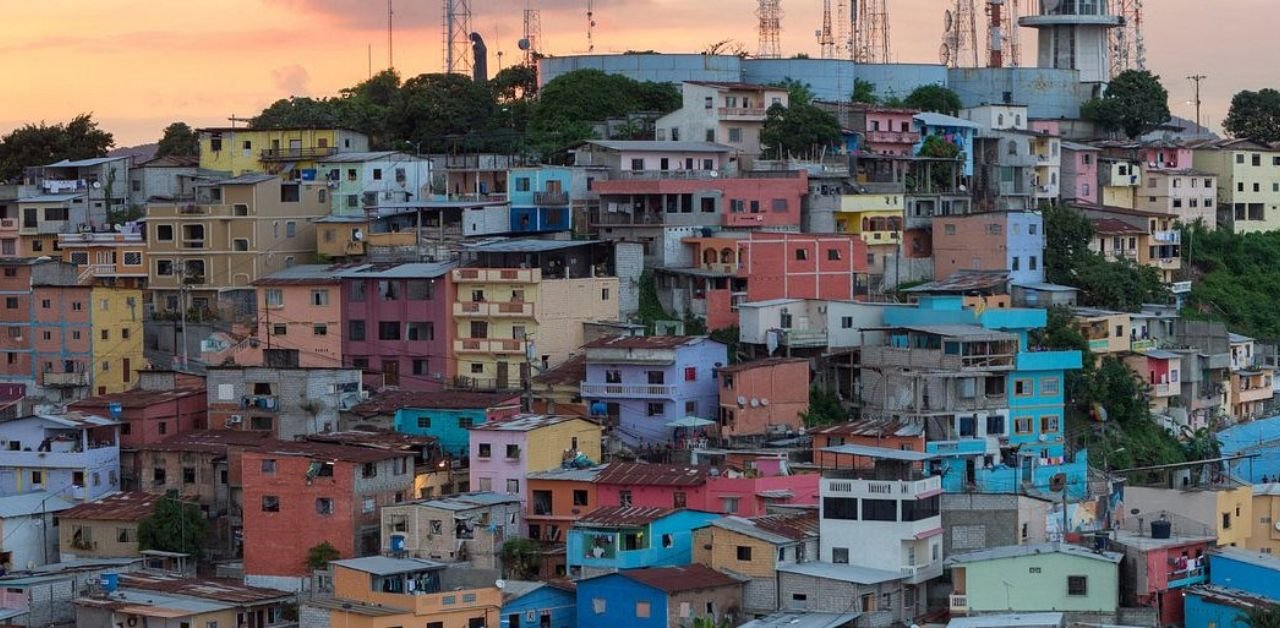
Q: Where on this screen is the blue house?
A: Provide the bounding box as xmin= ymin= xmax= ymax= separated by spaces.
xmin=350 ymin=390 xmax=521 ymax=457
xmin=876 ymin=296 xmax=1087 ymax=498
xmin=575 ymin=565 xmax=744 ymax=628
xmin=1186 ymin=548 xmax=1280 ymax=628
xmin=507 ymin=166 xmax=575 ymax=234
xmin=913 ymin=112 xmax=980 ymax=178
xmin=501 ymin=581 xmax=577 ymax=628
xmin=567 ymin=506 xmax=721 ymax=578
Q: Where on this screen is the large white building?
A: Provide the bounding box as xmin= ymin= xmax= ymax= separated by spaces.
xmin=1020 ymin=0 xmax=1123 ymax=86
xmin=655 ymin=82 xmax=789 ymax=159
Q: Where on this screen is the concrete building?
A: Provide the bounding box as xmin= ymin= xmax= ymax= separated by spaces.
xmin=127 ymin=155 xmax=218 ymax=208
xmin=526 ymin=464 xmax=606 ymax=544
xmin=656 ymin=81 xmax=790 ymax=158
xmin=15 ymin=157 xmax=128 ymax=256
xmin=197 ymin=127 xmax=370 ymax=176
xmin=1061 ymin=142 xmax=1101 ymax=206
xmin=315 ymin=151 xmax=431 ymax=217
xmin=0 ymin=557 xmax=144 ymax=626
xmin=1124 ymin=482 xmax=1254 ymax=548
xmin=941 ymin=493 xmax=1052 ymax=557
xmin=75 ymin=571 xmax=296 ymax=628
xmin=1185 ymin=548 xmax=1280 ymax=628
xmin=56 ymin=491 xmax=160 ymax=560
xmin=1019 ymin=0 xmax=1121 ymax=86
xmin=381 ymin=492 xmax=522 ymax=571
xmin=1136 ymin=169 xmax=1219 ymax=227
xmin=347 ymin=389 xmax=519 ymax=456
xmin=1110 ymin=529 xmax=1214 ymax=626
xmin=594 ymin=461 xmax=819 ymax=518
xmin=205 ymin=365 xmax=362 ymax=439
xmin=248 ymin=264 xmax=345 ymax=367
xmin=0 ymin=259 xmax=93 ymax=401
xmin=1247 ymin=482 xmax=1280 ymax=555
xmin=575 ymin=564 xmax=743 ymax=628
xmin=306 ymin=556 xmax=502 ymax=628
xmin=774 ymin=561 xmax=911 ymax=623
xmin=239 ymin=441 xmax=415 ymax=590
xmin=1190 ymin=138 xmax=1280 ymax=233
xmin=947 ymin=543 xmax=1122 ymax=616
xmin=54 ymin=229 xmax=148 ymax=289
xmin=0 ymin=491 xmax=72 ymax=570
xmin=0 ymin=413 xmax=120 ymax=502
xmin=467 ymin=414 xmax=602 ymax=503
xmin=716 ymin=357 xmax=809 ymax=440
xmin=692 ymin=512 xmax=819 ymax=615
xmin=506 ymin=166 xmax=581 ymax=236
xmin=932 ymin=211 xmax=1044 ymax=285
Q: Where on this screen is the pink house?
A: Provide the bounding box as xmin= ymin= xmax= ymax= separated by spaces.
xmin=251 ymin=265 xmax=344 ymax=367
xmin=855 ymin=105 xmax=922 ymax=156
xmin=594 ymin=173 xmax=808 ymax=230
xmin=69 ymin=375 xmax=208 ymax=448
xmin=595 ymin=462 xmax=818 ymax=517
xmin=1062 ymin=142 xmax=1101 ymax=205
xmin=468 ymin=415 xmax=603 ymax=504
xmin=716 ymin=357 xmax=810 ymax=438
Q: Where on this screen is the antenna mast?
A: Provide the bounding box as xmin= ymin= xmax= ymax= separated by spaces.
xmin=387 ymin=0 xmax=394 ymax=70
xmin=819 ymin=0 xmax=836 ymax=58
xmin=854 ymin=0 xmax=889 ymax=63
xmin=941 ymin=0 xmax=979 ymax=68
xmin=836 ymin=0 xmax=853 ymax=60
xmin=756 ymin=0 xmax=782 ymax=59
xmin=522 ymin=4 xmax=542 ymax=66
xmin=443 ymin=0 xmax=474 ymax=74
xmin=1110 ymin=0 xmax=1146 ymax=77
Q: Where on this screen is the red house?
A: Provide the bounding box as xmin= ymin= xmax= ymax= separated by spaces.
xmin=69 ymin=371 xmax=208 ymax=449
xmin=594 ymin=462 xmax=818 ymax=517
xmin=239 ymin=441 xmax=415 ymax=590
xmin=1111 ymin=529 xmax=1214 ymax=625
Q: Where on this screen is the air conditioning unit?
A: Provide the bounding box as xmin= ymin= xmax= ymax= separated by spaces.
xmin=227 ymin=415 xmax=243 ymax=425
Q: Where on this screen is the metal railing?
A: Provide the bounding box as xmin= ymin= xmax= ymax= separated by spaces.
xmin=260 ymin=147 xmax=337 ymax=160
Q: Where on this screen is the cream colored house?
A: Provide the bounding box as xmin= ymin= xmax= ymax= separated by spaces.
xmin=1191 ymin=138 xmax=1280 ymax=233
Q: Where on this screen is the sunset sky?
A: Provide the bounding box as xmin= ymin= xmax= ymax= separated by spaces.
xmin=1 ymin=0 xmax=1271 ymax=146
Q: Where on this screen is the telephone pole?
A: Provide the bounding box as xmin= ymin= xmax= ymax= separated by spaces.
xmin=1187 ymin=74 xmax=1207 ymax=136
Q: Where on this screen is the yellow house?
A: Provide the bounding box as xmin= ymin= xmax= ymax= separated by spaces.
xmin=1248 ymin=483 xmax=1280 ymax=555
xmin=835 ymin=192 xmax=903 ymax=244
xmin=58 ymin=492 xmax=159 ymax=560
xmin=1071 ymin=307 xmax=1131 ymax=357
xmin=1191 ymin=138 xmax=1280 ymax=234
xmin=1101 ymin=158 xmax=1141 ymax=209
xmin=197 ymin=127 xmax=370 ymax=176
xmin=90 ymin=286 xmax=145 ymax=395
xmin=692 ymin=513 xmax=818 ymax=615
xmin=312 ymin=556 xmax=502 ymax=628
xmin=1126 ymin=483 xmax=1254 ymax=547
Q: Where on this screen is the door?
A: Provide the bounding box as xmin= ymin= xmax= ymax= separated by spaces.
xmin=288 ymin=138 xmax=302 ymax=156
xmin=382 ymin=360 xmax=400 ymax=386
xmin=496 ymin=362 xmax=510 ymax=390
xmin=965 ymin=458 xmax=976 ymax=485
xmin=508 ymin=614 xmax=521 ymax=628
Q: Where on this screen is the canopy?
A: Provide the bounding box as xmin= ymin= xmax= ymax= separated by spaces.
xmin=666 ymin=416 xmax=715 ymax=428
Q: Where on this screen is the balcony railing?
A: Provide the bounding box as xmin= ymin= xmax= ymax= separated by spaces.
xmin=580 ymin=382 xmax=678 ymax=399
xmin=0 ymin=218 xmax=17 ymax=231
xmin=43 ymin=371 xmax=89 ymax=387
xmin=533 ymin=191 xmax=569 ymax=206
xmin=1152 ymin=230 xmax=1181 ymax=244
xmin=453 ymin=301 xmax=535 ymax=318
xmin=610 ymin=169 xmax=731 ymax=181
xmin=865 ymin=130 xmax=920 ymax=145
xmin=259 ymin=147 xmax=337 ymax=161
xmin=1131 ymin=339 xmax=1157 ymax=353
xmin=454 ymin=338 xmax=527 ymax=355
xmin=1150 ymin=382 xmax=1176 ymax=397
xmin=37 ymin=221 xmax=71 ymax=235
xmin=779 ymin=329 xmax=829 ymax=348
xmin=718 ymin=106 xmax=767 ymax=118
xmin=949 ymin=594 xmax=968 ymax=614
xmin=452 ymin=268 xmax=538 ymax=284
xmin=900 ymin=561 xmax=944 ymax=584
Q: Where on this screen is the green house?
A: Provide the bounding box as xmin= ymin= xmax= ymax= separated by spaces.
xmin=947 ymin=542 xmax=1121 ymax=615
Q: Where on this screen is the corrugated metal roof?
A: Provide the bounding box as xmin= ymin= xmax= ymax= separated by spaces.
xmin=914 ymin=112 xmax=982 ymax=129
xmin=583 ymin=140 xmax=735 ymax=153
xmin=739 ymin=612 xmax=861 ymax=628
xmin=946 ymin=542 xmax=1121 ymax=565
xmin=1212 ymin=546 xmax=1280 ymax=570
xmin=811 ymin=418 xmax=924 ymax=438
xmin=246 ymin=440 xmax=410 ymax=464
xmin=462 ymin=239 xmax=603 ymax=253
xmin=904 ymin=270 xmax=1010 ymax=294
xmin=709 ymin=512 xmax=818 ymax=544
xmin=45 ymin=157 xmax=127 ymax=168
xmin=403 ymin=491 xmax=521 ymax=511
xmin=1090 ymin=218 xmax=1146 ymax=235
xmin=118 ymin=572 xmax=294 ymax=604
xmin=59 ymin=492 xmax=159 ymax=522
xmin=577 ymin=506 xmax=673 ymax=527
xmin=821 ymin=444 xmax=940 ymax=462
xmin=469 ymin=414 xmax=593 ymax=432
xmin=252 ymin=264 xmax=345 ymax=285
xmin=333 ymin=262 xmax=455 ymax=279
xmin=532 ymin=354 xmax=587 ymax=387
xmin=216 ymin=173 xmax=276 ymax=186
xmin=613 ymin=564 xmax=742 ymax=593
xmin=33 ymin=412 xmax=119 ymax=429
xmin=331 ymin=556 xmax=444 ymax=575
xmin=526 ymin=464 xmax=608 ymax=482
xmin=0 ymin=492 xmax=73 ymax=518
xmin=583 ymin=335 xmax=709 ymax=350
xmin=316 ymin=151 xmax=414 ymax=163
xmin=146 ymin=429 xmax=279 ymax=453
xmin=349 ymin=390 xmax=519 ymax=416
xmin=595 ymin=462 xmax=709 ymax=487
xmin=70 ymin=388 xmax=205 ymax=410
xmin=17 ymin=193 xmax=83 ymax=203
xmin=303 ymin=430 xmax=437 ymax=450
xmin=777 ymin=561 xmax=903 ymax=584
xmin=717 ymin=357 xmax=808 ymax=375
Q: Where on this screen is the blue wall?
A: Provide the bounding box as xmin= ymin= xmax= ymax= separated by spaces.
xmin=567 ymin=510 xmax=721 ymax=572
xmin=394 ymin=408 xmax=489 ymax=457
xmin=576 ymin=573 xmax=669 ymax=628
xmin=540 ymin=54 xmax=743 ymax=87
xmin=502 ymin=585 xmax=577 ymax=628
xmin=947 ymin=68 xmax=1095 ymax=120
xmin=1185 ymin=592 xmax=1247 ymax=628
xmin=1219 ymin=415 xmax=1280 ymax=483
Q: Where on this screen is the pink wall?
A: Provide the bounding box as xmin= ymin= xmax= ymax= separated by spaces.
xmin=596 ymin=473 xmax=819 ymax=517
xmin=1142 ymin=147 xmax=1193 ymax=170
xmin=718 ymin=359 xmax=810 ymax=437
xmin=738 ymin=232 xmax=866 ymax=302
xmin=596 ymin=481 xmax=709 ymax=511
xmin=719 ymin=174 xmax=808 ymax=229
xmin=468 ymin=429 xmax=529 ymax=501
xmin=254 ymin=283 xmax=344 ymax=367
xmin=71 ymin=391 xmax=208 ymax=448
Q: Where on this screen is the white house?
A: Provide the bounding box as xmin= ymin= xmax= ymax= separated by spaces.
xmin=316 ymin=151 xmax=432 ymax=217
xmin=0 ymin=413 xmax=121 ymax=502
xmin=0 ymin=492 xmax=72 ymax=570
xmin=656 ymin=82 xmax=790 ymax=157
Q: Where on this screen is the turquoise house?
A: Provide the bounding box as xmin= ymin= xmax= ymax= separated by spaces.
xmin=913 ymin=112 xmax=980 ymax=178
xmin=353 ymin=391 xmax=520 ymax=458
xmin=567 ymin=507 xmax=721 ymax=578
xmin=507 ymin=166 xmax=574 ymax=234
xmin=947 ymin=543 xmax=1121 ymax=615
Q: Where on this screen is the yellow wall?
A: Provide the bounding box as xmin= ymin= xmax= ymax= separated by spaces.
xmin=692 ymin=526 xmax=777 ymax=578
xmin=198 ymin=128 xmax=360 ymax=175
xmin=1248 ymin=491 xmax=1280 ymax=555
xmin=111 ymin=609 xmax=237 ymax=628
xmin=59 ymin=519 xmax=141 ymax=558
xmin=91 ymin=287 xmax=145 ymax=394
xmin=1102 ymin=186 xmax=1136 ymax=209
xmin=1218 ymin=485 xmax=1255 ymax=547
xmin=329 ymin=565 xmax=502 ymax=628
xmin=527 ymin=419 xmax=602 ymax=473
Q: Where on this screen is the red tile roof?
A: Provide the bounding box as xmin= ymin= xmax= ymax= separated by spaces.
xmin=716 ymin=357 xmax=808 ymax=375
xmin=595 ymin=462 xmax=709 ymax=487
xmin=59 ymin=492 xmax=160 ymax=522
xmin=349 ymin=390 xmax=520 ymax=416
xmin=617 ymin=564 xmax=742 ymax=593
xmin=70 ymin=388 xmax=205 ymax=410
xmin=582 ymin=335 xmax=707 ymax=350
xmin=578 ymin=506 xmax=673 ymax=527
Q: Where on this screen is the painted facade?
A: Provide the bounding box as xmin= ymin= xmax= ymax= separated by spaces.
xmin=567 ymin=508 xmax=724 ymax=577
xmin=575 ymin=565 xmax=742 ymax=628
xmin=338 ymin=262 xmax=454 ymax=391
xmin=467 ymin=415 xmax=603 ymax=503
xmin=948 ymin=543 xmax=1121 ymax=615
xmin=250 ymin=265 xmax=345 ymax=367
xmin=716 ymin=357 xmax=810 ymax=439
xmin=656 ymin=81 xmax=789 ymax=157
xmin=932 ymin=210 xmax=1044 ymax=285
xmin=0 ymin=413 xmax=120 ymax=502
xmin=691 ymin=513 xmax=819 ymax=614
xmin=197 ymin=127 xmax=370 ymax=176
xmin=315 ymin=151 xmax=431 ymax=217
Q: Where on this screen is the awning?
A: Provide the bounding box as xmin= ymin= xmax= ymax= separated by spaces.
xmin=667 ymin=416 xmax=716 ymax=428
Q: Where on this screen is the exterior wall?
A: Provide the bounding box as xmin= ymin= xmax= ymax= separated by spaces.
xmin=526 ymin=477 xmax=598 ymax=542
xmin=692 ymin=525 xmax=815 ymax=613
xmin=129 ymin=164 xmax=199 ymax=207
xmin=1124 ymin=486 xmax=1253 ymax=546
xmin=933 ymin=212 xmax=1044 ymax=284
xmin=1062 ymin=147 xmax=1100 ymax=205
xmin=776 ymin=570 xmax=908 ymax=622
xmin=567 ymin=510 xmax=723 ymax=574
xmin=381 ymin=500 xmax=521 ymax=570
xmin=392 ymin=403 xmax=519 ymax=457
xmin=469 ymin=419 xmax=602 ymax=501
xmin=71 ymin=391 xmax=206 ymax=450
xmin=206 ymin=367 xmax=362 ymax=439
xmin=956 ymin=552 xmax=1119 ymax=613
xmin=341 ymin=273 xmax=452 ymax=390
xmin=1135 ymin=171 xmax=1218 ymax=227
xmin=2 ymin=510 xmax=62 ymax=568
xmin=500 ymin=586 xmax=577 ymax=628
xmin=948 ymin=68 xmax=1092 ymax=120
xmin=738 ymin=232 xmax=866 ymax=302
xmin=89 ymin=287 xmax=144 ymax=395
xmin=575 ymin=575 xmax=670 ymax=628
xmin=254 ymin=281 xmax=344 ymax=367
xmin=717 ymin=360 xmax=810 ymax=437
xmin=0 ymin=418 xmax=120 ymax=502
xmin=942 ymin=493 xmax=1051 ymax=556
xmin=1193 ymin=148 xmax=1280 ymax=234
xmin=198 ymin=128 xmax=369 ymax=175
xmin=539 ymin=54 xmax=745 ymax=88
xmin=58 ymin=518 xmax=141 ymax=559
xmin=1248 ymin=491 xmax=1280 ymax=555
xmin=327 ymin=565 xmax=503 ymax=627
xmin=316 ymin=155 xmax=430 ymax=217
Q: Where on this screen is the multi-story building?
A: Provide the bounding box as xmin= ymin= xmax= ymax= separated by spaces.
xmin=15 ymin=157 xmax=130 ymax=256
xmin=452 ymin=240 xmax=623 ymax=390
xmin=1079 ymin=206 xmax=1182 ymax=283
xmin=834 ymin=191 xmax=903 ymax=283
xmin=248 ymin=265 xmax=345 ymax=367
xmin=0 ymin=492 xmax=72 ymax=569
xmin=197 ymin=127 xmax=370 ymax=176
xmin=594 ymin=461 xmax=819 ymax=517
xmin=467 ymin=414 xmax=603 ymax=502
xmin=305 ymin=556 xmax=502 ymax=627
xmin=1028 ymin=122 xmax=1063 ymax=204
xmin=55 ymin=230 xmax=148 ymax=288
xmin=239 ymin=441 xmax=415 ymax=590
xmin=380 ymin=492 xmax=522 ymax=570
xmin=526 ymin=465 xmax=606 ymax=546
xmin=1072 ymin=307 xmax=1133 ymax=357
xmin=1100 ymin=156 xmax=1142 ymax=209
xmin=692 ymin=512 xmax=818 ymax=615
xmin=0 ymin=413 xmax=121 ymax=502
xmin=1111 ymin=529 xmax=1214 ymax=626
xmin=347 ymin=389 xmax=518 ymax=455
xmin=581 ymin=336 xmax=727 ymax=445
xmin=932 ymin=211 xmax=1044 ymax=285
xmin=1228 ymin=332 xmax=1275 ymax=421
xmin=146 ymin=174 xmax=330 ymax=314
xmin=1061 ymin=142 xmax=1101 ymax=206
xmin=716 ymin=357 xmax=809 ymax=440
xmin=575 ymin=564 xmax=743 ymax=628
xmin=656 ymin=81 xmax=789 ymax=157
xmin=1248 ymin=482 xmax=1280 ymax=555
xmin=1136 ymin=169 xmax=1219 ymax=227
xmin=0 ymin=259 xmax=91 ymax=401
xmin=507 ymin=166 xmax=585 ymax=235
xmin=914 ymin=112 xmax=979 ymax=180
xmin=88 ymin=285 xmax=145 ymax=395
xmin=848 ymin=105 xmax=922 ymax=157
xmin=941 ymin=492 xmax=1052 ymax=556
xmin=205 ymin=365 xmax=362 ymax=439
xmin=947 ymin=543 xmax=1122 ymax=616
xmin=1124 ymin=480 xmax=1254 ymax=548
xmin=338 ymin=262 xmax=454 ymax=390
xmin=57 ymin=491 xmax=160 ymax=560
xmin=315 ymin=151 xmax=431 ymax=217
xmin=128 ymin=155 xmax=214 ymax=208
xmin=76 ymin=572 xmax=297 ymax=628
xmin=1190 ymin=138 xmax=1280 ymax=233
xmin=567 ymin=506 xmax=722 ymax=578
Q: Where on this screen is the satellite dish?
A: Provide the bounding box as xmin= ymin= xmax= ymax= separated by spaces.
xmin=737 ymin=395 xmax=747 ymax=408
xmin=1130 ymin=508 xmax=1141 ymax=516
xmin=92 ymin=181 xmax=102 ymax=189
xmin=750 ymin=398 xmax=760 ymax=408
xmin=761 ymin=398 xmax=770 ymax=407
xmin=939 ymin=43 xmax=952 ymax=66
xmin=1049 ymin=473 xmax=1067 ymax=493
xmin=353 ymin=229 xmax=363 ymax=241
xmin=944 ymin=10 xmax=954 ymax=32
xmin=1274 ymin=520 xmax=1280 ymax=532
xmin=495 ymin=579 xmax=506 ymax=589
xmin=518 ymin=38 xmax=531 ymax=51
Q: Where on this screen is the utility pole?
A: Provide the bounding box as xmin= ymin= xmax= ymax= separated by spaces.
xmin=175 ymin=267 xmax=189 ymax=370
xmin=1187 ymin=75 xmax=1207 ymax=136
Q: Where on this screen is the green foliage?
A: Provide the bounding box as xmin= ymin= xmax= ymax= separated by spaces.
xmin=1032 ymin=306 xmax=1089 ymax=354
xmin=501 ymin=538 xmax=542 ymax=579
xmin=1225 ymin=88 xmax=1280 ymax=143
xmin=0 ymin=114 xmax=114 ymax=182
xmin=917 ymin=134 xmax=962 ymax=189
xmin=903 ymin=84 xmax=963 ymax=115
xmin=1042 ymin=205 xmax=1167 ymax=311
xmin=388 ymin=73 xmax=501 ymax=154
xmin=692 ymin=617 xmax=733 ymax=628
xmin=1182 ymin=224 xmax=1280 ymax=338
xmin=138 ymin=495 xmax=208 ymax=560
xmin=490 ymin=65 xmax=539 ymax=102
xmin=155 ymin=122 xmax=198 ymax=157
xmin=1083 ymin=70 xmax=1170 ymax=139
xmin=1043 ymin=204 xmax=1095 ymax=285
xmin=304 ymin=541 xmax=341 ymax=571
xmin=771 ymin=78 xmax=816 ymax=107
xmin=527 ymin=69 xmax=680 ymax=159
xmin=800 ymin=386 xmax=847 ymax=427
xmin=1238 ymin=604 xmax=1280 ymax=628
xmin=635 ymin=271 xmax=671 ymax=333
xmin=852 ymin=79 xmax=878 ymax=105
xmin=760 ymin=102 xmax=842 ymax=159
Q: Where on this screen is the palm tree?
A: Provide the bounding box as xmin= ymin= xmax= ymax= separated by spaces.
xmin=1239 ymin=604 xmax=1280 ymax=628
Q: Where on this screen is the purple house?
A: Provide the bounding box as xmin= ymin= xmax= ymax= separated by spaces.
xmin=580 ymin=336 xmax=729 ymax=446
xmin=338 ymin=262 xmax=455 ymax=391
xmin=467 ymin=414 xmax=604 ymax=504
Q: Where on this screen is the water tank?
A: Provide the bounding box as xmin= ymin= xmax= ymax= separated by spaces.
xmin=107 ymin=402 xmax=122 ymax=419
xmin=390 ymin=534 xmax=406 ymax=553
xmin=100 ymin=572 xmax=119 ymax=593
xmin=1151 ymin=519 xmax=1172 ymax=539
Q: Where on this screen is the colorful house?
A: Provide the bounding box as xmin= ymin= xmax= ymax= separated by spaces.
xmin=68 ymin=373 xmax=207 ymax=450
xmin=1189 ymin=138 xmax=1280 ymax=234
xmin=594 ymin=462 xmax=819 ymax=517
xmin=810 ymin=420 xmax=925 ymax=469
xmin=315 ymin=151 xmax=431 ymax=217
xmin=468 ymin=415 xmax=603 ymax=503
xmin=1110 ymin=529 xmax=1214 ymax=626
xmin=527 ymin=465 xmax=607 ymax=544
xmin=0 ymin=492 xmax=72 ymax=569
xmin=0 ymin=413 xmax=120 ymax=502
xmin=55 ymin=230 xmax=148 ymax=289
xmin=1185 ymin=548 xmax=1280 ymax=628
xmin=567 ymin=506 xmax=722 ymax=578
xmin=380 ymin=492 xmax=522 ymax=571
xmin=1061 ymin=142 xmax=1101 ymax=206
xmin=932 ymin=210 xmax=1044 ymax=285
xmin=947 ymin=543 xmax=1121 ymax=615
xmin=581 ymin=336 xmax=727 ymax=446
xmin=311 ymin=556 xmax=502 ymax=628
xmin=56 ymin=491 xmax=160 ymax=560
xmin=507 ymin=166 xmax=576 ymax=234
xmin=348 ymin=390 xmax=520 ymax=456
xmin=0 ymin=258 xmax=93 ymax=401
xmin=692 ymin=512 xmax=819 ymax=615
xmin=1124 ymin=483 xmax=1255 ymax=548
xmin=197 ymin=127 xmax=370 ymax=177
xmin=716 ymin=357 xmax=810 ymax=439
xmin=500 ymin=581 xmax=577 ymax=628
xmin=656 ymin=81 xmax=790 ymax=157
xmin=575 ymin=565 xmax=743 ymax=628
xmin=913 ymin=112 xmax=980 ymax=178
xmin=249 ymin=264 xmax=345 ymax=367
xmin=75 ymin=572 xmax=295 ymax=628
xmin=1248 ymin=482 xmax=1280 ymax=556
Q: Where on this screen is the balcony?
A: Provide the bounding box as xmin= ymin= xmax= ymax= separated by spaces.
xmin=43 ymin=371 xmax=89 ymax=387
xmin=1237 ymin=380 xmax=1273 ymax=404
xmin=78 ymin=263 xmax=146 ymax=284
xmin=1152 ymin=230 xmax=1181 ymax=244
xmin=0 ymin=218 xmax=18 ymax=232
xmin=241 ymin=395 xmax=279 ymax=412
xmin=1087 ymin=339 xmax=1112 ymax=353
xmin=864 ymin=130 xmax=920 ymax=146
xmin=861 ymin=346 xmax=1016 ymax=372
xmin=822 ymin=474 xmax=941 ymax=499
xmin=57 ymin=232 xmax=144 ymax=247
xmin=259 ymin=147 xmax=337 ymax=161
xmin=900 ymin=560 xmax=944 ymax=585
xmin=41 ymin=179 xmax=87 ymax=194
xmin=37 ymin=221 xmax=71 ymax=235
xmin=778 ymin=329 xmax=829 ymax=348
xmin=1167 ymin=566 xmax=1207 ymax=589
xmin=453 ymin=301 xmax=535 ymax=318
xmin=1150 ymin=382 xmax=1177 ymax=397
xmin=949 ymin=594 xmax=968 ymax=614
xmin=452 ymin=268 xmax=539 ymax=284
xmin=580 ymin=382 xmax=678 ymax=399
xmin=177 ymin=204 xmax=207 ymax=215
xmin=533 ymin=191 xmax=569 ymax=206
xmin=454 ymin=338 xmax=527 ymax=355
xmin=1131 ymin=339 xmax=1157 ymax=353
xmin=718 ymin=106 xmax=768 ymax=120
xmin=610 ymin=169 xmax=731 ymax=181
xmin=2 ymin=445 xmax=118 ymax=470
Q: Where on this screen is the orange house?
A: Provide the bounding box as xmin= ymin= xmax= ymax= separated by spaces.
xmin=525 ymin=465 xmax=606 ymax=579
xmin=716 ymin=357 xmax=810 ymax=438
xmin=810 ymin=419 xmax=926 ymax=468
xmin=315 ymin=556 xmax=502 ymax=628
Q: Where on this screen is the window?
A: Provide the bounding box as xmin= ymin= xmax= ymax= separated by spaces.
xmin=310 ymin=289 xmax=329 ymax=306
xmin=863 ymin=498 xmax=897 ymax=521
xmin=832 ymin=547 xmax=850 ymax=564
xmin=262 ymin=496 xmax=280 ymax=512
xmin=1067 ymin=576 xmax=1088 ymax=596
xmin=1029 ymin=256 xmax=1038 ymax=270
xmin=1223 ymin=512 xmax=1232 ymax=529
xmin=736 ymin=546 xmax=753 ymax=561
xmin=507 ymin=479 xmax=520 ymax=493
xmin=271 ymin=324 xmax=286 ymax=336
xmin=635 ymin=601 xmax=651 ymax=618
xmin=841 ymin=316 xmax=854 ymax=329
xmin=1014 ymin=379 xmax=1032 ymax=396
xmin=348 ymin=320 xmax=366 ymax=341
xmin=647 ymin=370 xmax=666 ymax=385
xmin=506 ymin=444 xmax=521 ymax=459
xmin=1015 ymin=417 xmax=1033 ymax=434
xmin=407 ymin=280 xmax=433 ymax=300
xmin=794 ymin=248 xmax=808 ymax=261
xmin=592 ymin=598 xmax=607 ymax=614
xmin=478 ymin=443 xmax=492 ymax=458
xmin=3 ymin=297 xmax=15 ymax=310
xmin=285 ymin=221 xmax=297 ymax=238
xmin=315 ymin=498 xmax=334 ymax=515
xmin=772 ymin=198 xmax=789 ymax=212
xmin=378 ymin=321 xmax=401 ymax=340
xmin=646 ymin=402 xmax=663 ymax=417
xmin=1040 ymin=377 xmax=1060 ymax=396
xmin=412 ymin=359 xmax=427 ymax=375
xmin=728 ymin=127 xmax=743 ymax=143
xmin=619 ymin=490 xmax=632 ymax=506
xmin=313 ymin=324 xmax=327 ymax=336
xmin=182 ymin=467 xmax=196 ymax=483
xmin=1041 ymin=416 xmax=1060 ymax=433
xmin=601 ymin=287 xmax=610 ymax=301
xmin=629 ymin=158 xmax=644 ymax=171
xmin=407 ymin=322 xmax=434 ymax=341
xmin=722 ymin=496 xmax=740 ymax=513
xmin=827 ymin=248 xmax=841 ymax=261
xmin=986 ymin=414 xmax=1006 ymax=435
xmin=264 ymin=289 xmax=283 ymax=308
xmin=824 ymin=497 xmax=858 ymax=520
xmin=944 ymin=223 xmax=956 ymax=235
xmin=261 ymin=459 xmax=277 ymax=474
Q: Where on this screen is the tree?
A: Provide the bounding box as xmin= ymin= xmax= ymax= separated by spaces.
xmin=387 ymin=73 xmax=498 ymax=154
xmin=1182 ymin=224 xmax=1280 ymax=338
xmin=1041 ymin=205 xmax=1167 ymax=311
xmin=0 ymin=114 xmax=114 ymax=182
xmin=252 ymin=97 xmax=342 ymax=129
xmin=501 ymin=538 xmax=542 ymax=579
xmin=1224 ymin=88 xmax=1280 ymax=144
xmin=800 ymin=386 xmax=847 ymax=427
xmin=527 ymin=69 xmax=680 ymax=159
xmin=155 ymin=122 xmax=199 ymax=157
xmin=304 ymin=541 xmax=341 ymax=571
xmin=137 ymin=494 xmax=208 ymax=559
xmin=770 ymin=78 xmax=816 ymax=107
xmin=1239 ymin=604 xmax=1280 ymax=628
xmin=490 ymin=65 xmax=539 ymax=103
xmin=1083 ymin=70 xmax=1170 ymax=139
xmin=852 ymin=78 xmax=878 ymax=105
xmin=1042 ymin=204 xmax=1095 ymax=286
xmin=903 ymin=84 xmax=963 ymax=115
xmin=760 ymin=102 xmax=841 ymax=159
xmin=917 ymin=134 xmax=961 ymax=189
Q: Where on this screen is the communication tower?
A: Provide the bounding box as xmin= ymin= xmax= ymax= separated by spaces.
xmin=757 ymin=0 xmax=783 ymax=59
xmin=940 ymin=0 xmax=979 ymax=69
xmin=443 ymin=0 xmax=474 ymax=75
xmin=854 ymin=0 xmax=890 ymax=63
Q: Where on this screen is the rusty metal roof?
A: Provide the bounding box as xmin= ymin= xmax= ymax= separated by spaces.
xmin=1090 ymin=218 xmax=1147 ymax=235
xmin=118 ymin=572 xmax=293 ymax=604
xmin=532 ymin=354 xmax=587 ymax=387
xmin=70 ymin=388 xmax=205 ymax=410
xmin=244 ymin=440 xmax=409 ymax=464
xmin=615 ymin=564 xmax=743 ymax=593
xmin=902 ymin=270 xmax=1010 ymax=294
xmin=810 ymin=418 xmax=925 ymax=438
xmin=582 ymin=335 xmax=708 ymax=350
xmin=717 ymin=357 xmax=808 ymax=375
xmin=469 ymin=414 xmax=596 ymax=432
xmin=349 ymin=390 xmax=520 ymax=416
xmin=144 ymin=430 xmax=280 ymax=454
xmin=577 ymin=506 xmax=673 ymax=527
xmin=303 ymin=430 xmax=437 ymax=450
xmin=59 ymin=492 xmax=161 ymax=522
xmin=595 ymin=462 xmax=709 ymax=487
